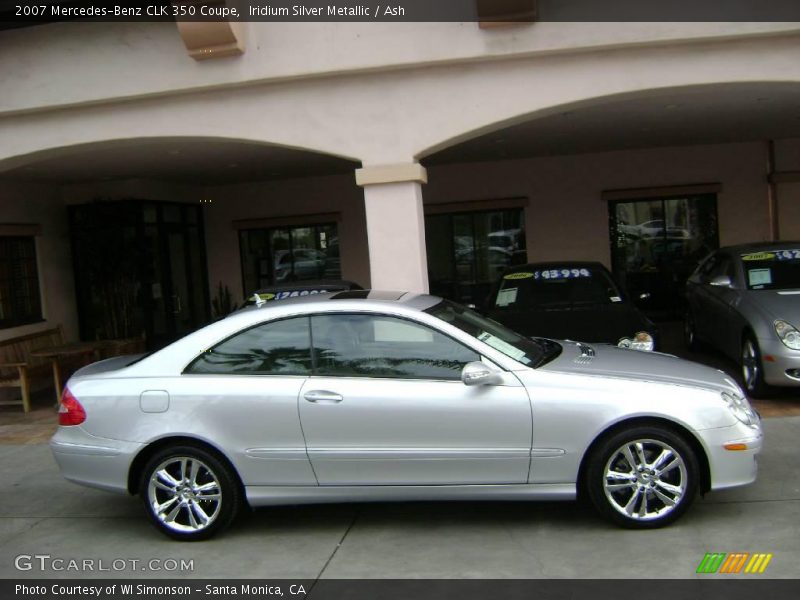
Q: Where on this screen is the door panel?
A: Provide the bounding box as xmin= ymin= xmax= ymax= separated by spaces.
xmin=298 ymin=376 xmax=532 ymax=485
xmin=155 ymin=375 xmax=316 ymax=486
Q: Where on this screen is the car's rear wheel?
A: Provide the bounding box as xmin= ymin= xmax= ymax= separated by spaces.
xmin=586 ymin=426 xmax=698 ymax=528
xmin=741 ymin=334 xmax=769 ymax=398
xmin=140 ymin=445 xmax=240 ymax=541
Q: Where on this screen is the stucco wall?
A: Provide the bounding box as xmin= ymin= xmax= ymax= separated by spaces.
xmin=0 ymin=181 xmax=77 ymax=343
xmin=3 ymin=32 xmax=799 ymax=170
xmin=2 ymin=21 xmax=797 ymax=116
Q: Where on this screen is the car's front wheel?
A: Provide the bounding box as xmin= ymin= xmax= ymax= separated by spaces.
xmin=741 ymin=334 xmax=769 ymax=398
xmin=684 ymin=309 xmax=700 ymax=351
xmin=140 ymin=445 xmax=241 ymax=541
xmin=586 ymin=426 xmax=699 ymax=528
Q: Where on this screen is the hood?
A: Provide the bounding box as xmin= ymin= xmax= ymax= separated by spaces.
xmin=539 ymin=340 xmax=736 ymax=393
xmin=489 ymin=303 xmax=654 ymax=345
xmin=742 ymin=290 xmax=800 ymax=324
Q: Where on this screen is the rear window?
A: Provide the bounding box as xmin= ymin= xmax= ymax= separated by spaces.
xmin=741 ymin=250 xmax=800 ymax=291
xmin=494 ymin=266 xmax=623 ymax=308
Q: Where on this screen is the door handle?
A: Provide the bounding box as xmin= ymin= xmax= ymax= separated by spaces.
xmin=304 ymin=390 xmax=343 ymax=403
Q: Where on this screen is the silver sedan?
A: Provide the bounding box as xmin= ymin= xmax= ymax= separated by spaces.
xmin=52 ymin=291 xmax=762 ymax=540
xmin=685 ymin=242 xmax=800 ymax=397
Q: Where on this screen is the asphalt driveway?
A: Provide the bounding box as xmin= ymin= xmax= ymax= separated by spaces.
xmin=1 ymin=415 xmax=798 ymax=580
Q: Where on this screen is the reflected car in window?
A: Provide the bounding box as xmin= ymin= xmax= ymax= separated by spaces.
xmin=52 ymin=291 xmax=761 ymax=540
xmin=488 ymin=262 xmax=657 ymax=351
xmin=685 ymin=242 xmax=800 ymax=397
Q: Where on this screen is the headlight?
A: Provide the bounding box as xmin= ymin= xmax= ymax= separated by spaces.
xmin=617 ymin=331 xmax=654 ymax=352
xmin=774 ymin=320 xmax=800 ymax=350
xmin=721 ymin=391 xmax=759 ymax=427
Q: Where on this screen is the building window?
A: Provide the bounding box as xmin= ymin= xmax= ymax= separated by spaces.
xmin=0 ymin=236 xmax=43 ymax=329
xmin=425 ymin=208 xmax=526 ymax=308
xmin=608 ymin=193 xmax=719 ymax=317
xmin=239 ymin=223 xmax=340 ymax=297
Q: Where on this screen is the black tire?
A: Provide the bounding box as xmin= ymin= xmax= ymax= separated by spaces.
xmin=741 ymin=334 xmax=770 ymax=398
xmin=139 ymin=444 xmax=241 ymax=541
xmin=684 ymin=309 xmax=700 ymax=351
xmin=585 ymin=426 xmax=699 ymax=529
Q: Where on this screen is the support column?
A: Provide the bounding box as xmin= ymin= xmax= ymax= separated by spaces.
xmin=356 ymin=163 xmax=429 ymax=293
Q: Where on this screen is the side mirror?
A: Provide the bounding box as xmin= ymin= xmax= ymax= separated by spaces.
xmin=461 ymin=361 xmax=503 ymax=386
xmin=709 ymin=275 xmax=732 ymax=288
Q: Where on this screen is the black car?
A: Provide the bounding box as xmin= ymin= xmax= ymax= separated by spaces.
xmin=241 ymin=280 xmax=363 ymax=308
xmin=487 ymin=262 xmax=658 ymax=350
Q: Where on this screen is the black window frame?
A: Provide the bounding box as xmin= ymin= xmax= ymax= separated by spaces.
xmin=0 ymin=235 xmax=44 ymax=329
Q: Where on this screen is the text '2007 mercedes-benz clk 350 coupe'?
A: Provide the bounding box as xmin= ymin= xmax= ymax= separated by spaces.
xmin=52 ymin=291 xmax=762 ymax=540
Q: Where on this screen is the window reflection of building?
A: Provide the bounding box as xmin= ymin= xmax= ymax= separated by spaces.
xmin=609 ymin=192 xmax=719 ymax=317
xmin=239 ymin=223 xmax=340 ymax=296
xmin=425 ymin=207 xmax=526 ymax=307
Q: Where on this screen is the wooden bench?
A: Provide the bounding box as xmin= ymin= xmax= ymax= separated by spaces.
xmin=0 ymin=325 xmax=65 ymax=413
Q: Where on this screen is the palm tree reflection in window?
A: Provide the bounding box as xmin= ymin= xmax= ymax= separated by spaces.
xmin=193 ymin=345 xmax=312 ymax=375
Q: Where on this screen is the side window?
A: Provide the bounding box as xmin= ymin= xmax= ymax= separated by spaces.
xmin=186 ymin=317 xmax=311 ymax=375
xmin=708 ymin=256 xmax=732 ymax=280
xmin=695 ymin=253 xmax=725 ymax=282
xmin=311 ymin=314 xmax=479 ymax=380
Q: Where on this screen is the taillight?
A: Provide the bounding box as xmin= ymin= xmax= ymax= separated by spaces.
xmin=58 ymin=387 xmax=86 ymax=426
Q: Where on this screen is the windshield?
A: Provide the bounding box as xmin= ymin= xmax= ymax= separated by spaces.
xmin=425 ymin=300 xmax=561 ymax=368
xmin=494 ymin=266 xmax=623 ymax=309
xmin=741 ymin=250 xmax=800 ymax=291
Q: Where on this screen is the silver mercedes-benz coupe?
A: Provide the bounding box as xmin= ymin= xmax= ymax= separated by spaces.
xmin=52 ymin=291 xmax=762 ymax=540
xmin=685 ymin=242 xmax=800 ymax=397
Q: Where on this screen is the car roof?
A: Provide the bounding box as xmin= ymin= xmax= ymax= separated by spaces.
xmin=721 ymin=241 xmax=800 ymax=255
xmin=504 ymin=261 xmax=608 ymax=273
xmin=235 ymin=290 xmax=441 ymax=314
xmin=249 ymin=280 xmax=362 ymax=295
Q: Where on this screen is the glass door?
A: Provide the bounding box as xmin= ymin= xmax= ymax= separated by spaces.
xmin=70 ymin=200 xmax=210 ymax=350
xmin=609 ymin=194 xmax=718 ymax=318
xmin=425 ymin=208 xmax=525 ymax=308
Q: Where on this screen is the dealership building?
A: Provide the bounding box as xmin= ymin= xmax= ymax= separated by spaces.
xmin=1 ymin=15 xmax=799 ymax=357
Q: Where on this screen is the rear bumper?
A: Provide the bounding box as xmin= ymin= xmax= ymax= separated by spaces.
xmin=50 ymin=426 xmax=142 ymax=494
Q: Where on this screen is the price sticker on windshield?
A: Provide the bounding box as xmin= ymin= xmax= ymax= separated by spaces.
xmin=534 ymin=268 xmax=591 ymax=280
xmin=776 ymin=249 xmax=800 ymax=261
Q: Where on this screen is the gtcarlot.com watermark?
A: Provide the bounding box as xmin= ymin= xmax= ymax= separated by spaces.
xmin=14 ymin=554 xmax=194 ymax=573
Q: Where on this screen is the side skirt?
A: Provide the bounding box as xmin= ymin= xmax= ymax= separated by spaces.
xmin=245 ymin=483 xmax=576 ymax=507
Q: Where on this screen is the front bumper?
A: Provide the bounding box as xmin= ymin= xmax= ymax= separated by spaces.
xmin=699 ymin=421 xmax=763 ymax=491
xmin=758 ymin=337 xmax=800 ymax=387
xmin=50 ymin=426 xmax=142 ymax=494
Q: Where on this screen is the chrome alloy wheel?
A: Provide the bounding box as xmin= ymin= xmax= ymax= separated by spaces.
xmin=147 ymin=456 xmax=222 ymax=533
xmin=742 ymin=338 xmax=760 ymax=392
xmin=602 ymin=439 xmax=687 ymax=521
